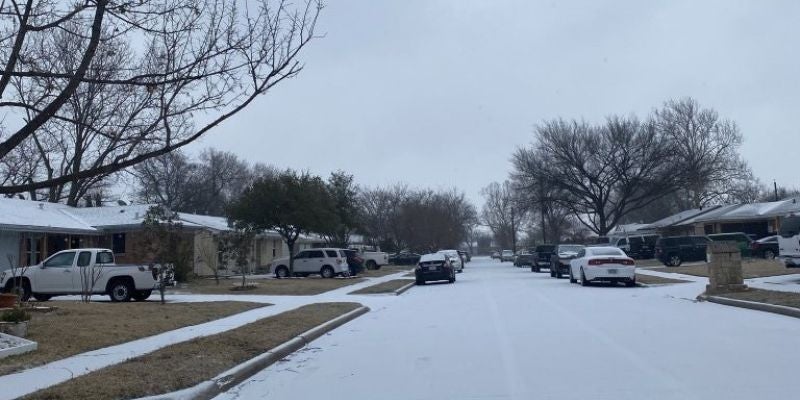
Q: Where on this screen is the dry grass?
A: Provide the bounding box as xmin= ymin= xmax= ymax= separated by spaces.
xmin=636 ymin=274 xmax=691 ymax=285
xmin=717 ymin=288 xmax=800 ymax=309
xmin=0 ymin=301 xmax=265 ymax=376
xmin=349 ymin=279 xmax=415 ymax=295
xmin=359 ymin=265 xmax=413 ymax=278
xmin=25 ymin=302 xmax=362 ymax=400
xmin=177 ymin=276 xmax=365 ymax=296
xmin=652 ymin=259 xmax=793 ymax=279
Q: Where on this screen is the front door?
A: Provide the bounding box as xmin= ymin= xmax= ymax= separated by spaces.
xmin=37 ymin=251 xmax=77 ymax=293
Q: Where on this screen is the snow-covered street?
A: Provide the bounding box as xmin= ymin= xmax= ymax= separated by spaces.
xmin=216 ymin=256 xmax=800 ymax=400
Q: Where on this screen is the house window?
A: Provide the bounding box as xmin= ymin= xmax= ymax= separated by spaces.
xmin=112 ymin=233 xmax=126 ymax=254
xmin=25 ymin=236 xmax=43 ymax=265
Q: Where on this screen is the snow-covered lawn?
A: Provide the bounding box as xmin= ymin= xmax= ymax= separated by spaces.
xmin=0 ymin=271 xmax=410 ymax=400
xmin=215 ymin=257 xmax=800 ymax=400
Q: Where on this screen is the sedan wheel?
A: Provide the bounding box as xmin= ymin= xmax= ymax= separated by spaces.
xmin=569 ymin=269 xmax=577 ymax=284
xmin=765 ymin=250 xmax=776 ymax=260
xmin=580 ymin=269 xmax=590 ymax=287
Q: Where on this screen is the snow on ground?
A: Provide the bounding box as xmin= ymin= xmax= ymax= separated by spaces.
xmin=0 ymin=270 xmax=411 ymax=400
xmin=746 ymin=273 xmax=800 ymax=293
xmin=215 ymin=257 xmax=800 ymax=400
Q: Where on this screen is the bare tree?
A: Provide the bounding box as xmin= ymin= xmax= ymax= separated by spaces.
xmin=481 ymin=181 xmax=527 ymax=252
xmin=358 ymin=184 xmax=409 ymax=251
xmin=653 ymin=97 xmax=754 ymax=208
xmin=513 ymin=117 xmax=681 ymax=236
xmin=0 ymin=0 xmax=322 ymax=195
xmin=133 ymin=150 xmax=201 ymax=210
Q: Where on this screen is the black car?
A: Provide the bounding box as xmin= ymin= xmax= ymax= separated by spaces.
xmin=389 ymin=252 xmax=421 ymax=265
xmin=655 ymin=235 xmax=710 ymax=266
xmin=549 ymin=244 xmax=585 ymax=278
xmin=415 ymin=254 xmax=456 ymax=285
xmin=750 ymin=235 xmax=779 ymax=259
xmin=531 ymin=244 xmax=556 ymax=272
xmin=514 ymin=253 xmax=535 ymax=267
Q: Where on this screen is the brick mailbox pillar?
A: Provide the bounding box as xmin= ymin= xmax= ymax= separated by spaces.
xmin=705 ymin=241 xmax=748 ymax=294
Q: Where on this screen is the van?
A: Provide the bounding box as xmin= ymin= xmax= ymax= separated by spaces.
xmin=778 ymin=215 xmax=800 ymax=267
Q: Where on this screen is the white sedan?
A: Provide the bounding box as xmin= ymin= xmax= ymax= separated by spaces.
xmin=437 ymin=250 xmax=464 ymax=273
xmin=569 ymin=246 xmax=636 ymax=287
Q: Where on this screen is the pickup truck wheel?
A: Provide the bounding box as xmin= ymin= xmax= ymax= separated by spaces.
xmin=132 ymin=290 xmax=152 ymax=301
xmin=109 ymin=280 xmax=133 ymax=302
xmin=320 ymin=266 xmax=335 ymax=279
xmin=274 ymin=266 xmax=288 ymax=279
xmin=32 ymin=293 xmax=51 ymax=302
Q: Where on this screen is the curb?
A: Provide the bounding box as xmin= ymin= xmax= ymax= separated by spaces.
xmin=698 ymin=294 xmax=800 ymax=319
xmin=136 ymin=305 xmax=370 ymax=400
xmin=394 ymin=281 xmax=415 ymax=295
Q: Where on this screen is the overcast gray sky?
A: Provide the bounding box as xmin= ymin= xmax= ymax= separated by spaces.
xmin=186 ymin=0 xmax=800 ymax=207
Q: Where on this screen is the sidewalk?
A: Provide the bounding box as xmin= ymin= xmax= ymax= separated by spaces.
xmin=0 ymin=270 xmax=411 ymax=400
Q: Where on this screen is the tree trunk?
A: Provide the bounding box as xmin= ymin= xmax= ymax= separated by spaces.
xmin=287 ymin=239 xmax=296 ymax=276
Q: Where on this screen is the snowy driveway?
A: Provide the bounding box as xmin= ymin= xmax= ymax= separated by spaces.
xmin=216 ymin=257 xmax=800 ymax=400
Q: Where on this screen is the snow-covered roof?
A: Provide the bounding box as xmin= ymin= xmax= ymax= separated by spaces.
xmin=0 ymin=198 xmax=97 ymax=234
xmin=67 ymin=204 xmax=156 ymax=228
xmin=641 ymin=207 xmax=722 ymax=229
xmin=613 ymin=223 xmax=651 ymax=233
xmin=693 ymin=198 xmax=800 ymax=222
xmin=674 ymin=204 xmax=741 ymax=226
xmin=177 ymin=213 xmax=232 ymax=231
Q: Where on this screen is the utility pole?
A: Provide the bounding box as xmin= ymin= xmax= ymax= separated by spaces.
xmin=774 ymin=180 xmax=779 ymax=202
xmin=539 ymin=179 xmax=547 ymax=244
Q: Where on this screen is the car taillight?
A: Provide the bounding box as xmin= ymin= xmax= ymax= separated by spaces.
xmin=621 ymin=259 xmax=634 ymax=266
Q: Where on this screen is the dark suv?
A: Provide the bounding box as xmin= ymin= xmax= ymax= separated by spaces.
xmin=531 ymin=245 xmax=556 ymax=272
xmin=549 ymin=244 xmax=585 ymax=278
xmin=655 ymin=235 xmax=710 ymax=266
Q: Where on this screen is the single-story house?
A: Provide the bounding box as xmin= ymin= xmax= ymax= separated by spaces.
xmin=634 ymin=197 xmax=800 ymax=238
xmin=0 ymin=198 xmax=325 ymax=276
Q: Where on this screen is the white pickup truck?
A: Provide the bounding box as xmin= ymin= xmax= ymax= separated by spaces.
xmin=349 ymin=245 xmax=389 ymax=270
xmin=0 ymin=248 xmax=161 ymax=302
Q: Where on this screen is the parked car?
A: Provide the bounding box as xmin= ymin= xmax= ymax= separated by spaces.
xmin=569 ymin=246 xmax=636 ymax=287
xmin=779 ymin=215 xmax=800 ymax=267
xmin=270 ymin=248 xmax=350 ymax=278
xmin=500 ymin=250 xmax=515 ymax=262
xmin=349 ymin=245 xmax=389 ymax=270
xmin=458 ymin=250 xmax=471 ymax=263
xmin=437 ymin=249 xmax=464 ymax=272
xmin=549 ymin=244 xmax=585 ymax=278
xmin=654 ymin=235 xmax=710 ymax=266
xmin=707 ymin=232 xmax=753 ymax=257
xmin=388 ymin=251 xmax=421 ymax=265
xmin=0 ymin=248 xmax=160 ymax=302
xmin=491 ymin=251 xmax=500 ymax=259
xmin=513 ymin=252 xmax=535 ymax=267
xmin=627 ymin=234 xmax=660 ymax=259
xmin=531 ymin=244 xmax=556 ymax=272
xmin=415 ymin=253 xmax=456 ymax=285
xmin=751 ymin=235 xmax=779 ymax=259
